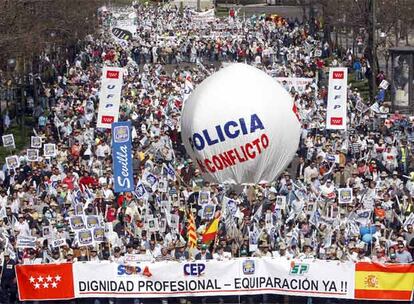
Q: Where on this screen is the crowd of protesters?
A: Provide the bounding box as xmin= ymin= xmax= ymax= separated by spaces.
xmin=0 ymin=2 xmax=413 ymax=304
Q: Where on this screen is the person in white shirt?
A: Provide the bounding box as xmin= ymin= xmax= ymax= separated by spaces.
xmin=213 ymin=246 xmax=231 ymax=261
xmin=14 ymin=214 xmax=30 ymax=236
xmin=253 ymin=242 xmax=273 ymax=258
xmin=146 ymin=240 xmax=162 ymax=259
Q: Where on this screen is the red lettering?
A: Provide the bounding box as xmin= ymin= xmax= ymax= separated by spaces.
xmin=261 ymin=134 xmax=269 ymax=149
xmin=330 ymin=117 xmax=343 ymax=125
xmin=227 ymin=149 xmax=238 ymax=165
xmin=204 ymin=159 xmax=216 ymax=173
xmin=252 ymin=139 xmax=262 ymax=154
xmin=101 ymin=116 xmax=114 ymax=123
xmin=333 ymin=71 xmax=344 ymax=79
xmin=219 ymin=152 xmax=233 ymax=168
xmin=212 ymin=155 xmax=224 ymax=170
xmin=106 ymin=70 xmax=120 ymax=79
xmin=245 ymin=143 xmax=256 ymax=159
xmin=234 ymin=148 xmax=247 ymax=163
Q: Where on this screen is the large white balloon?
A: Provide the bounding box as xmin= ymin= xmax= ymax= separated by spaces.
xmin=181 ymin=63 xmax=301 ymax=184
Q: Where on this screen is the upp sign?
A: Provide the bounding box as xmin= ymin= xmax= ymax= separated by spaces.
xmin=184 ymin=263 xmax=205 ymax=276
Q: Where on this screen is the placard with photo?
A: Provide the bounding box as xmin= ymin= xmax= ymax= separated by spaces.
xmin=31 ymin=136 xmax=42 ymax=149
xmin=2 ymin=134 xmax=15 ymax=148
xmin=43 ymin=143 xmax=57 ymax=157
xmin=26 ymin=149 xmax=39 ymax=162
xmin=5 ymin=155 xmax=20 ymax=170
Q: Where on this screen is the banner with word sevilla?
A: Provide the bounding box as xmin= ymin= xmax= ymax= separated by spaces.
xmin=97 ymin=67 xmax=124 ymax=129
xmin=112 ymin=121 xmax=134 ymax=193
xmin=326 ymin=67 xmax=348 ymax=130
xmin=16 ymin=263 xmax=74 ymax=301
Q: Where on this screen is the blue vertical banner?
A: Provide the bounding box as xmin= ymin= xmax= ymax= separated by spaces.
xmin=112 ymin=121 xmax=134 ymax=193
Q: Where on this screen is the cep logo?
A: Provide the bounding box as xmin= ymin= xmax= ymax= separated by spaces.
xmin=333 ymin=71 xmax=344 ymax=79
xmin=330 ymin=117 xmax=343 ymax=125
xmin=106 ymin=70 xmax=120 ymax=79
xmin=117 ymin=265 xmax=142 ymax=275
xmin=290 ymin=263 xmax=309 ymax=275
xmin=101 ymin=115 xmax=115 ymax=124
xmin=184 ymin=263 xmax=205 ymax=276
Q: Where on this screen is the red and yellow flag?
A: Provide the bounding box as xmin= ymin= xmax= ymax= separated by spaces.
xmin=187 ymin=212 xmax=197 ymax=249
xmin=355 ymin=262 xmax=414 ymax=301
xmin=202 ymin=217 xmax=219 ymax=244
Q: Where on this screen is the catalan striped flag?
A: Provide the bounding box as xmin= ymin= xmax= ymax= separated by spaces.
xmin=187 ymin=211 xmax=197 ymax=249
xmin=355 ymin=262 xmax=414 ymax=301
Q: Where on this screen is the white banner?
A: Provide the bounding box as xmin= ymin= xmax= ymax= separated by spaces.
xmin=275 ymin=77 xmax=315 ymax=95
xmin=190 ymin=9 xmax=215 ymax=21
xmin=326 ymin=68 xmax=348 ymax=130
xmin=73 ymin=258 xmax=354 ymax=299
xmin=97 ymin=67 xmax=124 ymax=129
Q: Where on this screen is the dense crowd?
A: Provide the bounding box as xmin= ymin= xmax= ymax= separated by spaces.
xmin=0 ymin=2 xmax=413 ymax=303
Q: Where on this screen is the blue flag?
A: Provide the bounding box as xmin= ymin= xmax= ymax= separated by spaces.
xmin=112 ymin=121 xmax=134 ymax=193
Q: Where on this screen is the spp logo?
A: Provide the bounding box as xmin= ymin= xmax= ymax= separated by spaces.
xmin=184 ymin=263 xmax=205 ymax=276
xmin=332 ymin=71 xmax=344 ymax=79
xmin=290 ymin=263 xmax=309 ymax=275
xmin=117 ymin=265 xmax=142 ymax=275
xmin=101 ymin=115 xmax=115 ymax=124
xmin=114 ymin=126 xmax=129 ymax=143
xmin=330 ymin=117 xmax=343 ymax=125
xmin=242 ymin=260 xmax=255 ymax=275
xmin=106 ymin=70 xmax=120 ymax=79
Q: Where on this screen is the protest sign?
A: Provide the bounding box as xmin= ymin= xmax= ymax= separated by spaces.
xmin=74 ymin=203 xmax=84 ymax=215
xmin=17 ymin=236 xmax=37 ymax=249
xmin=169 ymin=214 xmax=179 ymax=231
xmin=2 ymin=134 xmax=15 ymax=148
xmin=275 ymin=77 xmax=315 ymax=94
xmin=77 ymin=229 xmax=93 ymax=246
xmin=6 ymin=155 xmax=20 ymax=170
xmin=326 ymin=68 xmax=348 ymax=130
xmin=86 ymin=215 xmax=101 ymax=229
xmin=71 ymin=258 xmax=355 ymax=299
xmin=142 ymin=171 xmax=159 ymax=192
xmin=198 ymin=191 xmax=210 ymax=205
xmin=43 ymin=143 xmax=57 ymax=157
xmin=338 ymin=188 xmax=353 ymax=204
xmin=97 ymin=67 xmax=124 ymax=128
xmin=26 ymin=149 xmax=39 ymax=162
xmin=112 ymin=121 xmax=134 ymax=193
xmin=201 ymin=204 xmax=216 ymax=220
xmin=52 ymin=238 xmax=67 ymax=248
xmin=93 ymin=227 xmax=105 ymax=243
xmin=147 ymin=218 xmax=159 ymax=232
xmin=69 ymin=215 xmax=86 ymax=231
xmin=134 ymin=180 xmax=149 ymax=200
xmin=31 ymin=136 xmax=42 ymax=148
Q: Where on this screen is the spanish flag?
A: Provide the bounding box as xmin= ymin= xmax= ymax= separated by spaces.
xmin=202 ymin=217 xmax=220 ymax=244
xmin=355 ymin=262 xmax=414 ymax=301
xmin=187 ymin=212 xmax=197 ymax=249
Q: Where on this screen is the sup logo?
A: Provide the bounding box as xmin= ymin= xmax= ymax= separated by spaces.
xmin=114 ymin=126 xmax=129 ymax=143
xmin=289 ymin=263 xmax=309 ymax=275
xmin=242 ymin=260 xmax=255 ymax=275
xmin=117 ymin=265 xmax=142 ymax=275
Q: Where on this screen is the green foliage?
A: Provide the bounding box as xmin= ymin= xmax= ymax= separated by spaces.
xmin=0 ymin=119 xmax=32 ymax=165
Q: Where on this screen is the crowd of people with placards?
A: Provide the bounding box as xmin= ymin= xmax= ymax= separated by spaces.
xmin=0 ymin=2 xmax=413 ymax=304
